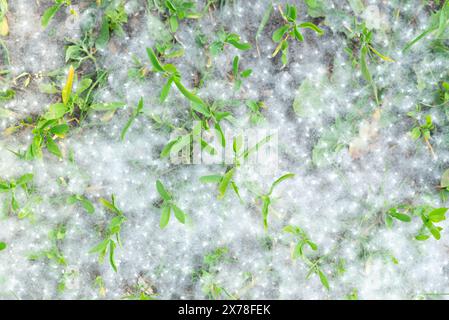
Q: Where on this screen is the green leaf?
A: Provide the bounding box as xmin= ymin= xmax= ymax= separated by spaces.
xmin=441 ymin=169 xmax=449 ymax=188
xmin=160 ymin=139 xmax=179 ymax=158
xmin=160 ymin=206 xmax=171 ymax=229
xmin=240 ymin=69 xmax=252 ymax=78
xmin=156 ymin=180 xmax=172 ymax=201
xmin=232 ymin=56 xmax=239 ymax=77
xmin=200 ymin=175 xmax=223 ymax=183
xmin=41 ymin=4 xmax=61 ymax=28
xmin=298 ymin=22 xmax=324 ymax=35
xmin=109 ymin=241 xmax=117 ymax=272
xmin=269 ymin=173 xmax=295 ymax=195
xmin=169 ymin=15 xmax=179 ymax=33
xmin=318 ymin=270 xmax=330 ymax=290
xmin=49 ymin=124 xmax=69 ymax=135
xmin=173 ymin=79 xmax=206 ymax=106
xmin=428 ymin=208 xmax=447 ymax=223
xmin=147 ymin=47 xmax=165 ymax=72
xmin=0 ymin=242 xmax=6 ymax=251
xmin=44 ymin=103 xmax=68 ymax=120
xmin=227 ymin=39 xmax=252 ymax=51
xmin=80 ymin=197 xmax=95 ymax=214
xmin=89 ymin=238 xmax=109 ymax=254
xmin=96 ymin=16 xmax=110 ymax=49
xmin=172 ymin=205 xmax=186 ymax=224
xmin=16 ymin=173 xmax=33 ymax=186
xmin=218 ymin=168 xmax=235 ymax=199
xmin=160 ymin=77 xmax=174 ymax=102
xmin=272 ymin=25 xmax=289 ymax=42
xmin=415 ymin=234 xmax=430 ymax=241
xmin=46 ymin=136 xmax=62 ymax=158
xmin=262 ymin=196 xmax=271 ymax=230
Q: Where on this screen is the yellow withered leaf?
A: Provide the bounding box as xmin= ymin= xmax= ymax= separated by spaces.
xmin=0 ymin=17 xmax=8 ymax=36
xmin=62 ymin=65 xmax=75 ymax=106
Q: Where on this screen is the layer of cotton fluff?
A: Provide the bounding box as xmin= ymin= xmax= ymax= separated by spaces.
xmin=1 ymin=0 xmax=449 ymax=299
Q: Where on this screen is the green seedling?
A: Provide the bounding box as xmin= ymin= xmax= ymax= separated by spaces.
xmin=89 ymin=195 xmax=126 ymax=272
xmin=209 ymin=30 xmax=252 ymax=56
xmin=160 ymin=120 xmax=218 ymax=161
xmin=22 ymin=67 xmax=123 ymax=159
xmin=258 ymin=173 xmax=295 ymax=230
xmin=67 ymin=194 xmax=95 ymax=214
xmin=245 ymin=100 xmax=266 ymax=124
xmin=147 ymin=47 xmax=206 ymax=105
xmin=28 ymin=225 xmax=67 ymax=266
xmin=121 ymin=97 xmax=144 ymax=140
xmin=283 ymin=225 xmax=329 ymax=290
xmin=65 ymin=35 xmax=99 ymax=70
xmin=41 ymin=0 xmax=73 ymax=28
xmin=408 ymin=113 xmax=436 ymax=158
xmin=404 ymin=1 xmax=449 ymax=51
xmin=192 ymin=247 xmax=236 ymax=300
xmin=232 ymin=56 xmax=252 ymax=91
xmin=155 ymin=179 xmax=187 ymax=228
xmin=163 ymin=0 xmax=202 ymax=33
xmin=0 ymin=173 xmax=33 ymax=216
xmin=272 ymin=4 xmax=324 ymax=66
xmin=345 ymin=22 xmax=394 ymax=105
xmin=200 ymin=134 xmax=273 ymax=200
xmin=96 ymin=2 xmax=128 ymax=49
xmin=386 ymin=205 xmax=448 ymax=240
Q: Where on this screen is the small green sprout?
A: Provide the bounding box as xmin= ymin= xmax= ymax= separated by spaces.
xmin=408 ymin=113 xmax=436 ymax=158
xmin=155 ymin=180 xmax=187 ymax=228
xmin=96 ymin=1 xmax=128 ymax=49
xmin=0 ymin=173 xmax=33 ymax=216
xmin=28 ymin=225 xmax=67 ymax=266
xmin=272 ymin=4 xmax=324 ymax=66
xmin=209 ymin=30 xmax=252 ymax=56
xmin=259 ymin=173 xmax=295 ymax=230
xmin=192 ymin=247 xmax=236 ymax=300
xmin=245 ymin=100 xmax=266 ymax=124
xmin=386 ymin=205 xmax=448 ymax=240
xmin=89 ymin=195 xmax=126 ymax=272
xmin=67 ymin=194 xmax=95 ymax=214
xmin=41 ymin=0 xmax=73 ymax=29
xmin=345 ymin=22 xmax=394 ymax=105
xmin=232 ymin=56 xmax=252 ymax=91
xmin=121 ymin=97 xmax=144 ymax=141
xmin=163 ymin=0 xmax=202 ymax=33
xmin=283 ymin=225 xmax=329 ymax=290
xmin=200 ymin=134 xmax=273 ymax=200
xmin=64 ymin=35 xmax=99 ymax=70
xmin=147 ymin=47 xmax=206 ymax=105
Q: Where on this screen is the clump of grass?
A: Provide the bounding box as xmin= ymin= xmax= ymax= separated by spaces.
xmin=386 ymin=205 xmax=448 ymax=240
xmin=283 ymin=225 xmax=329 ymax=290
xmin=28 ymin=225 xmax=67 ymax=266
xmin=0 ymin=173 xmax=34 ymax=218
xmin=155 ymin=179 xmax=187 ymax=229
xmin=209 ymin=29 xmax=252 ymax=56
xmin=231 ymin=56 xmax=252 ymax=91
xmin=89 ymin=195 xmax=126 ymax=272
xmin=272 ymin=3 xmax=324 ymax=67
xmin=147 ymin=47 xmax=205 ymax=105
